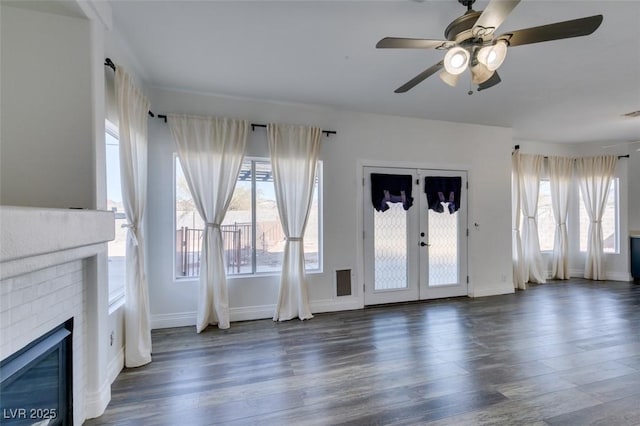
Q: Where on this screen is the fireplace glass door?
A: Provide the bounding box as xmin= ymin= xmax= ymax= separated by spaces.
xmin=0 ymin=320 xmax=72 ymax=425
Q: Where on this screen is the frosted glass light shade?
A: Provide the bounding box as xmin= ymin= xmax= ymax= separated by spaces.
xmin=443 ymin=47 xmax=470 ymax=75
xmin=439 ymin=70 xmax=460 ymax=87
xmin=477 ymin=40 xmax=508 ymax=71
xmin=471 ymin=63 xmax=494 ymax=84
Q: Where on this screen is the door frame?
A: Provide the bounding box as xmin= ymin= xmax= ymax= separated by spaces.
xmin=358 ymin=160 xmax=470 ymax=306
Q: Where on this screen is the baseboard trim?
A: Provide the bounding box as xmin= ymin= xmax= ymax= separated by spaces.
xmin=470 ymin=284 xmax=514 ymax=298
xmin=311 ymin=297 xmax=361 ymax=314
xmin=568 ymin=269 xmax=632 ymax=282
xmin=606 ymin=272 xmax=633 ymax=282
xmin=151 ymin=298 xmax=364 ymax=330
xmin=230 ymin=304 xmax=274 ymax=322
xmin=84 ymin=378 xmax=111 ymax=420
xmin=107 ymin=347 xmax=124 ymax=385
xmin=151 ymin=311 xmax=196 ymax=330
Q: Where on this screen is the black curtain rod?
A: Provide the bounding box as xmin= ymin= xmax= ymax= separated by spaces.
xmin=156 ymin=114 xmax=337 ymax=137
xmin=104 ymin=58 xmax=155 ymax=118
xmin=513 ymin=145 xmax=629 ymax=160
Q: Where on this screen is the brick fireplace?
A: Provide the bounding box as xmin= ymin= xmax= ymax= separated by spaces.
xmin=0 ymin=206 xmax=114 ymax=424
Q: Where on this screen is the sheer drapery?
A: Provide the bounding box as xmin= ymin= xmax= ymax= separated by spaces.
xmin=511 ymin=151 xmax=527 ymax=289
xmin=519 ymin=154 xmax=546 ymax=284
xmin=115 ymin=68 xmax=152 ymax=367
xmin=576 ymin=156 xmax=617 ymax=280
xmin=268 ymin=124 xmax=321 ymax=321
xmin=548 ymin=156 xmax=574 ymax=279
xmin=168 ymin=115 xmax=248 ymax=332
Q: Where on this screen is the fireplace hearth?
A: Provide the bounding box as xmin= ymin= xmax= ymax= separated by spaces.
xmin=1 ymin=319 xmax=73 ymax=426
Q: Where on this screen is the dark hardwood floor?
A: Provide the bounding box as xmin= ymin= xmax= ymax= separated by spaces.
xmin=86 ymin=279 xmax=640 ymax=425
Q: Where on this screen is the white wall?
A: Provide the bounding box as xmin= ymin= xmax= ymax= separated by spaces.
xmin=516 ymin=140 xmax=632 ymax=281
xmin=0 ymin=5 xmax=94 ymax=209
xmin=146 ymin=88 xmax=514 ymax=328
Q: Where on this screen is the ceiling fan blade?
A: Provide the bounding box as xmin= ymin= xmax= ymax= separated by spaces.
xmin=395 ymin=61 xmax=444 ymax=93
xmin=498 ymin=15 xmax=603 ymax=47
xmin=477 ymin=72 xmax=502 ymax=91
xmin=376 ymin=37 xmax=451 ymax=49
xmin=473 ymin=0 xmax=521 ymax=38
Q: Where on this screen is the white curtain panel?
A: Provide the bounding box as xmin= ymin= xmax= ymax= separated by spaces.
xmin=115 ymin=68 xmax=152 ymax=367
xmin=548 ymin=156 xmax=574 ymax=280
xmin=576 ymin=156 xmax=617 ymax=280
xmin=511 ymin=152 xmax=527 ymax=289
xmin=519 ymin=154 xmax=547 ymax=284
xmin=168 ymin=115 xmax=248 ymax=332
xmin=268 ymin=124 xmax=321 ymax=321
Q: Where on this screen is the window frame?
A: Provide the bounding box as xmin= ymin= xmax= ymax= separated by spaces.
xmin=105 ymin=119 xmax=126 ymax=309
xmin=172 ymin=154 xmax=323 ymax=281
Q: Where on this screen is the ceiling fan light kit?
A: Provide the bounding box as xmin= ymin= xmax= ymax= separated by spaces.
xmin=477 ymin=40 xmax=508 ymax=71
xmin=439 ymin=70 xmax=461 ymax=87
xmin=470 ymin=62 xmax=494 ymax=85
xmin=443 ymin=47 xmax=470 ymax=75
xmin=377 ymin=0 xmax=603 ymax=93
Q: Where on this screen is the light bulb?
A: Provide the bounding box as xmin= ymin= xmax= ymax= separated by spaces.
xmin=477 ymin=40 xmax=508 ymax=71
xmin=443 ymin=47 xmax=470 ymax=75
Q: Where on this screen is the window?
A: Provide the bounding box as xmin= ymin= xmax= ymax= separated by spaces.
xmin=175 ymin=157 xmax=322 ymax=278
xmin=537 ymin=180 xmax=555 ymax=252
xmin=105 ymin=121 xmax=126 ymax=305
xmin=579 ymin=178 xmax=619 ymax=253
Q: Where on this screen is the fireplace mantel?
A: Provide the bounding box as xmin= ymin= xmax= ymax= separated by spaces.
xmin=0 ymin=206 xmax=114 ymax=279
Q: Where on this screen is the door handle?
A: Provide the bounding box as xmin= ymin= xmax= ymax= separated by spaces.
xmin=420 ymin=242 xmax=430 ymax=247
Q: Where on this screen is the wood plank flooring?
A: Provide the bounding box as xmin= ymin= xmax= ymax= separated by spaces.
xmin=86 ymin=279 xmax=640 ymax=425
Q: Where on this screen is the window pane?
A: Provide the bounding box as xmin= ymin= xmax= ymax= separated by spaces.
xmin=221 ymin=162 xmax=253 ymax=275
xmin=106 ymin=130 xmax=125 ymax=302
xmin=303 ymin=174 xmax=320 ymax=270
xmin=175 ymin=159 xmax=203 ymax=277
xmin=579 ymin=179 xmax=617 ymax=253
xmin=256 ymin=161 xmax=285 ymax=273
xmin=537 ymin=180 xmax=555 ymax=252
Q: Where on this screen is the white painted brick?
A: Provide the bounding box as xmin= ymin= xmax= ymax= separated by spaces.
xmin=21 ymin=285 xmax=38 ymax=304
xmin=0 ymin=309 xmax=11 ymax=329
xmin=12 ymin=273 xmax=33 ymax=290
xmin=70 ymin=270 xmax=83 ymax=285
xmin=56 ymin=261 xmax=82 ymax=276
xmin=36 ymin=279 xmax=54 ymax=298
xmin=9 ymin=302 xmax=32 ymax=324
xmin=31 ymin=295 xmax=50 ymax=315
xmin=0 ymin=290 xmax=17 ymax=312
xmin=30 ymin=267 xmax=57 ymax=286
xmin=0 ymin=278 xmax=14 ymax=296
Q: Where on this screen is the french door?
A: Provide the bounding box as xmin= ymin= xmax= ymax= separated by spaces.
xmin=363 ymin=167 xmax=468 ymax=305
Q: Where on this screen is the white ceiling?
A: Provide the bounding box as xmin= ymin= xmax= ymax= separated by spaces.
xmin=109 ymin=0 xmax=640 ymax=144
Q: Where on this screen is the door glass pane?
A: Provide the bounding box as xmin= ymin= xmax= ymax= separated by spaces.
xmin=428 ymin=206 xmax=458 ymax=286
xmin=374 ymin=202 xmax=408 ymax=290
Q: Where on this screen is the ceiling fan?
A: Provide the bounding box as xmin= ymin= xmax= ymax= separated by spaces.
xmin=377 ymin=0 xmax=603 ymax=93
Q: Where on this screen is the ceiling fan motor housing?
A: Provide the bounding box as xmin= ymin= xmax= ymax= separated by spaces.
xmin=445 ymin=10 xmax=482 ymax=42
